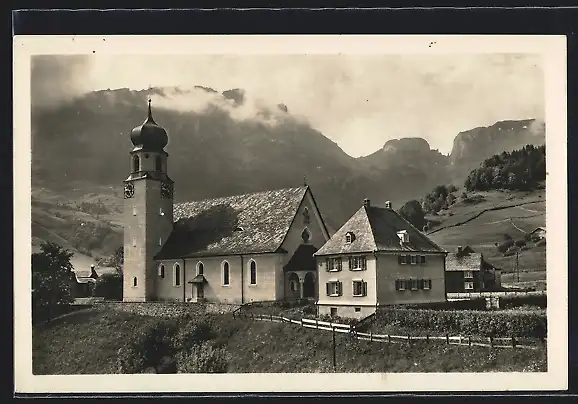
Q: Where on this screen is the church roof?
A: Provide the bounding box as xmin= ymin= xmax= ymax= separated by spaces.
xmin=155 ymin=186 xmax=312 ymax=259
xmin=314 ymin=203 xmax=446 ymax=256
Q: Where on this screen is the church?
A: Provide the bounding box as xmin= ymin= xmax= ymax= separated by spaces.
xmin=122 ymin=101 xmax=331 ymax=303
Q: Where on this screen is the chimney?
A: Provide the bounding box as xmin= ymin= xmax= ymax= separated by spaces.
xmin=363 ymin=198 xmax=371 ymax=207
xmin=385 ymin=201 xmax=392 ymax=209
xmin=457 ymin=246 xmax=463 ymax=253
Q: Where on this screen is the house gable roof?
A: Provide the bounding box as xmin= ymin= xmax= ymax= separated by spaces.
xmin=315 ymin=205 xmax=446 ymax=256
xmin=155 ymin=186 xmax=310 ymax=259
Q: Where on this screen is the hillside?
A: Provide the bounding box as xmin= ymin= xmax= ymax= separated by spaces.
xmin=449 ymin=119 xmax=545 ymax=183
xmin=33 ymin=309 xmax=546 ymax=374
xmin=425 ymin=186 xmax=546 ymax=289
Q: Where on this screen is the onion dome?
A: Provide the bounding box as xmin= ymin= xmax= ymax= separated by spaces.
xmin=130 ymin=99 xmax=168 ymax=151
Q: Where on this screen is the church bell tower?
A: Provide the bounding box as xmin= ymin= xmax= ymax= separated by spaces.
xmin=123 ymin=100 xmax=174 ymax=302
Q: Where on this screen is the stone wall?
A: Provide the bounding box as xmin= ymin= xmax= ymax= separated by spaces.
xmin=95 ymin=302 xmax=241 ymax=318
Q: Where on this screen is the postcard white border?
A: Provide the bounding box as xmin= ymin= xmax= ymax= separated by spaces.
xmin=14 ymin=34 xmax=568 ymax=393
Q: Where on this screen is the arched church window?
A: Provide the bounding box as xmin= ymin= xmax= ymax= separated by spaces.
xmin=249 ymin=260 xmax=257 ymax=285
xmin=133 ymin=155 xmax=140 ymax=172
xmin=155 ymin=155 xmax=162 ymax=172
xmin=301 ymin=228 xmax=311 ymax=244
xmin=173 ymin=263 xmax=181 ymax=287
xmin=222 ymin=261 xmax=230 ymax=286
xmin=197 ymin=262 xmax=204 ymax=275
xmin=133 ymin=277 xmax=138 ymax=287
xmin=159 ymin=264 xmax=165 ymax=278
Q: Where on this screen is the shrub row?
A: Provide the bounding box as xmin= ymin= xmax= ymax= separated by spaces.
xmin=100 ymin=302 xmax=240 ymax=318
xmin=403 ymin=294 xmax=546 ymax=311
xmin=375 ymin=308 xmax=547 ymax=339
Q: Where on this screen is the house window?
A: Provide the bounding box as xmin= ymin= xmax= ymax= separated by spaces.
xmin=410 ymin=255 xmax=417 ymax=265
xmin=197 ymin=262 xmax=204 ymax=276
xmin=158 ymin=264 xmax=165 ymax=278
xmin=420 ymin=255 xmax=426 ymax=264
xmin=352 ymin=280 xmax=367 ymax=297
xmin=397 ymin=230 xmax=409 ymax=243
xmin=133 ymin=277 xmax=138 ymax=287
xmin=326 ymin=257 xmax=342 ymax=272
xmin=330 ymin=308 xmax=338 ymax=317
xmin=133 ymin=206 xmax=137 ymax=216
xmin=349 ymin=256 xmax=367 ymax=271
xmin=464 ymin=271 xmax=474 ymax=279
xmin=133 ymin=155 xmax=140 ymax=172
xmin=173 ymin=263 xmax=181 ymax=287
xmin=158 ymin=237 xmax=162 ymax=246
xmin=422 ymin=279 xmax=432 ymax=290
xmin=399 ymin=255 xmax=407 ymax=265
xmin=326 ymin=281 xmax=342 ymax=296
xmin=249 ymin=260 xmax=257 ymax=285
xmin=155 ymin=155 xmax=162 ymax=172
xmin=410 ymin=279 xmax=418 ymax=290
xmin=355 ymin=307 xmax=361 ymax=313
xmin=395 ymin=279 xmax=407 ymax=291
xmin=290 ymin=280 xmax=298 ymax=291
xmin=132 ymin=237 xmax=137 ymax=247
xmin=222 ymin=261 xmax=230 ymax=286
xmin=465 ymin=281 xmax=474 ymax=290
xmin=345 ymin=232 xmax=355 ymax=243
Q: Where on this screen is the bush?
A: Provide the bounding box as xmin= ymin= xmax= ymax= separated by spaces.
xmin=175 ymin=342 xmax=231 ymax=373
xmin=116 ymin=319 xmax=179 ymax=374
xmin=171 ymin=318 xmax=216 ymax=352
xmin=302 ymin=305 xmax=316 ymax=315
xmin=376 ymin=308 xmax=546 ymax=338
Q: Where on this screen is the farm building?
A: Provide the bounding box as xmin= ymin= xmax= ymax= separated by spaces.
xmin=314 ymin=199 xmax=448 ymax=319
xmin=445 ymin=246 xmax=502 ymax=293
xmin=70 ymin=264 xmax=99 ymax=298
xmin=122 ymin=102 xmax=331 ymax=303
xmin=529 ymin=227 xmax=546 ymax=242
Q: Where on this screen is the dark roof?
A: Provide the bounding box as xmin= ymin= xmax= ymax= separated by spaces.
xmin=189 ymin=274 xmax=207 ymax=284
xmin=315 ymin=205 xmax=446 ymax=256
xmin=73 ymin=267 xmax=99 ymax=279
xmin=446 ymin=252 xmax=482 ymax=271
xmin=155 ymin=186 xmax=309 ymax=259
xmin=284 ymin=244 xmax=319 ymax=272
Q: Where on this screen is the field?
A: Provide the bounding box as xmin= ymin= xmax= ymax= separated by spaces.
xmin=31 ymin=180 xmax=124 ymax=265
xmin=426 ymin=187 xmax=546 ymax=279
xmin=32 ymin=308 xmax=547 ymax=374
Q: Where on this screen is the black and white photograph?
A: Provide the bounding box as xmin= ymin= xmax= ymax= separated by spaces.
xmin=14 ymin=35 xmax=567 ymax=393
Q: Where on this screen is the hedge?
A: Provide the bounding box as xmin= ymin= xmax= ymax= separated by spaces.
xmin=375 ymin=308 xmax=547 ymax=339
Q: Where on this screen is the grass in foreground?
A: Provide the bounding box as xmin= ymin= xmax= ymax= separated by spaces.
xmin=33 ymin=309 xmax=547 ymax=374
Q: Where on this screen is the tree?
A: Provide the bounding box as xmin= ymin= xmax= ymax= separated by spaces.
xmin=98 ymin=245 xmax=124 ymax=276
xmin=398 ymin=200 xmax=426 ymax=230
xmin=32 ymin=242 xmax=75 ymax=322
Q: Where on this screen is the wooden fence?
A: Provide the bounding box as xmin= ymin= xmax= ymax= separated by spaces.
xmin=237 ymin=312 xmax=546 ymax=350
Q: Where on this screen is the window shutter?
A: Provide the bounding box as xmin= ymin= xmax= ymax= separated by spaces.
xmin=362 ymin=257 xmax=367 ymax=270
xmin=326 ymin=282 xmax=330 ymax=296
xmin=418 ymin=279 xmax=424 ymax=289
xmin=406 ymin=254 xmax=411 ymax=264
xmin=398 ymin=255 xmax=402 ymax=265
xmin=325 ymin=258 xmax=330 ymax=272
xmin=338 ymin=281 xmax=343 ymax=296
xmin=352 ymin=281 xmax=356 ymax=296
xmin=421 ymin=255 xmax=426 ymax=264
xmin=363 ymin=281 xmax=367 ymax=296
xmin=338 ymin=258 xmax=342 ymax=271
xmin=349 ymin=257 xmax=353 ymax=270
xmin=395 ymin=279 xmax=399 ymax=290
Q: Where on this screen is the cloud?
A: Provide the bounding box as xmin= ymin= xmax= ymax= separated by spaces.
xmin=31 ymin=55 xmax=92 ymax=109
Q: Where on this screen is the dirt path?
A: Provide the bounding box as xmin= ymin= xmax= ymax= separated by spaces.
xmin=426 ymin=200 xmax=544 ymax=236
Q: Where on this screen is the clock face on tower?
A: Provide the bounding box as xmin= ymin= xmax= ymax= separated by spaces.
xmin=124 ymin=182 xmax=135 ymax=199
xmin=161 ymin=181 xmax=173 ymax=199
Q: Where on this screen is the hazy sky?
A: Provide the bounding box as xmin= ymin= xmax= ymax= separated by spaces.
xmin=32 ymin=53 xmax=544 ymax=157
